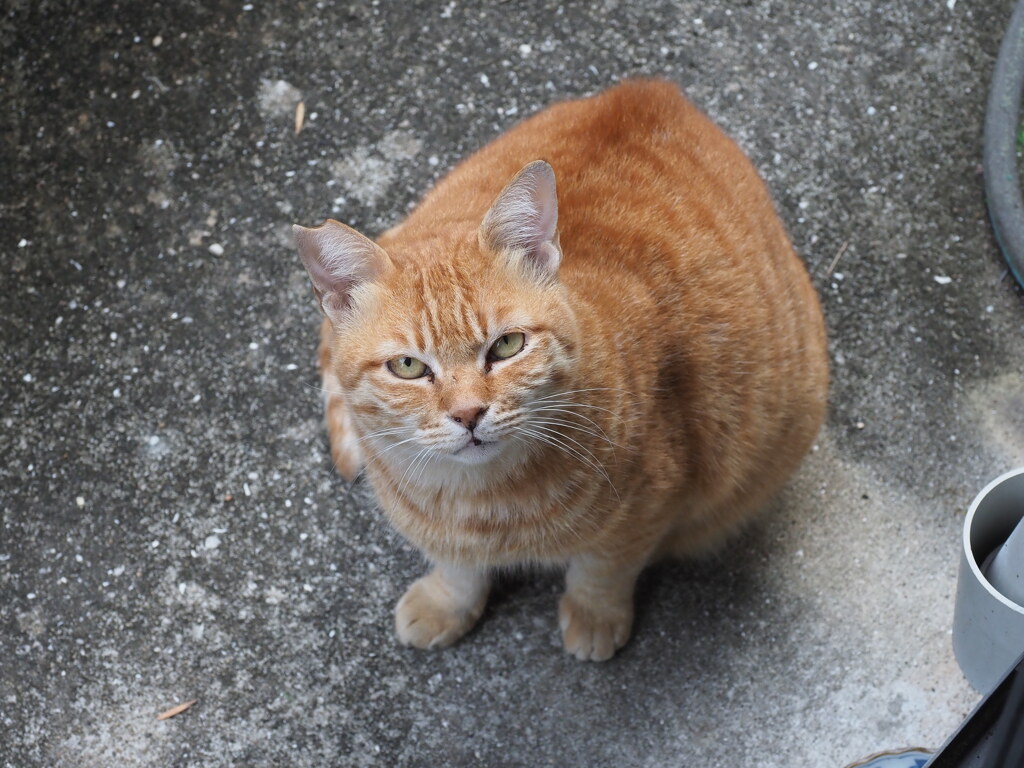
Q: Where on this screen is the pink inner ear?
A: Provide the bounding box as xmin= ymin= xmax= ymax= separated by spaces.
xmin=302 ymin=251 xmax=343 ymax=298
xmin=530 ymin=170 xmax=558 ymax=248
xmin=322 ymin=288 xmax=353 ymax=318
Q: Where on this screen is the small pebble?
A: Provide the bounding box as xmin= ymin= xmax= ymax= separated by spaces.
xmin=933 ymin=275 xmax=952 ymax=285
xmin=76 ymin=496 xmax=85 ymax=508
xmin=208 ymin=243 xmax=225 ymax=256
xmin=152 ymin=35 xmax=163 ymax=47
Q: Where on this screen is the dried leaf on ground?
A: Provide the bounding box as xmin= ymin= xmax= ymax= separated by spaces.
xmin=157 ymin=699 xmax=198 ymax=721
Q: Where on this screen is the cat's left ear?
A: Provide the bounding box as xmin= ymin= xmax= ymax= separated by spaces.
xmin=293 ymin=219 xmax=391 ymax=326
xmin=479 ymin=160 xmax=561 ymax=279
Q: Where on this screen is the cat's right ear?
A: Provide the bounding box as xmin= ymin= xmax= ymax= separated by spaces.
xmin=293 ymin=220 xmax=391 ymax=326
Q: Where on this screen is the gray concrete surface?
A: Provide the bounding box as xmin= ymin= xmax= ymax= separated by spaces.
xmin=2 ymin=1 xmax=1024 ymax=766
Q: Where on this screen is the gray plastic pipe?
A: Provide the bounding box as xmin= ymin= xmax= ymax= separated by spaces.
xmin=952 ymin=468 xmax=1024 ymax=693
xmin=985 ymin=511 xmax=1024 ymax=608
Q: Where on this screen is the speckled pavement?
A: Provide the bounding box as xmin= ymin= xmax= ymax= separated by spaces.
xmin=2 ymin=1 xmax=1023 ymax=766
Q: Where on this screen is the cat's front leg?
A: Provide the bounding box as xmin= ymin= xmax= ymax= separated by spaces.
xmin=395 ymin=563 xmax=490 ymax=650
xmin=559 ymin=555 xmax=643 ymax=662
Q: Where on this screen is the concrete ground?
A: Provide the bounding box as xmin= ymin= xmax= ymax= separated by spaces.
xmin=2 ymin=1 xmax=1024 ymax=766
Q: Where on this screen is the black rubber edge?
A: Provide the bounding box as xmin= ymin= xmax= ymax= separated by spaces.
xmin=924 ymin=650 xmax=1024 ymax=768
xmin=984 ymin=0 xmax=1024 ymax=290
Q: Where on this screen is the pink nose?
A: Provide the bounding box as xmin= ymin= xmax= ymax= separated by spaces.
xmin=450 ymin=405 xmax=487 ymax=431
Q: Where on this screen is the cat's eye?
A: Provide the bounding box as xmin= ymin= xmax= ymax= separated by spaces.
xmin=386 ymin=356 xmax=429 ymax=379
xmin=488 ymin=332 xmax=526 ymax=361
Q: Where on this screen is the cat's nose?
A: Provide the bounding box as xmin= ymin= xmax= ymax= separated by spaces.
xmin=450 ymin=405 xmax=488 ymax=431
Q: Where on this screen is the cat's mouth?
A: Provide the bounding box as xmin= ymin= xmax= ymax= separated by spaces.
xmin=452 ymin=437 xmax=497 ymax=462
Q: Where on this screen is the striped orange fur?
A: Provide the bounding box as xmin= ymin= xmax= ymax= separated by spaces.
xmin=296 ymin=79 xmax=828 ymax=661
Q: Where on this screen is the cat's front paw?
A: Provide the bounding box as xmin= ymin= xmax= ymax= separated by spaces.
xmin=394 ymin=572 xmax=487 ymax=650
xmin=558 ymin=593 xmax=633 ymax=662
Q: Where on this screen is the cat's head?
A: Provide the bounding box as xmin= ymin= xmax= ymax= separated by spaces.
xmin=295 ymin=161 xmax=580 ymax=478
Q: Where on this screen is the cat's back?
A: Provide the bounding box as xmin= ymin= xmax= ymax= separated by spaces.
xmin=394 ymin=80 xmax=772 ymax=250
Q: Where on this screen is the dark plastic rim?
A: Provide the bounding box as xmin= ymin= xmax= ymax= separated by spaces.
xmin=985 ymin=0 xmax=1024 ymax=290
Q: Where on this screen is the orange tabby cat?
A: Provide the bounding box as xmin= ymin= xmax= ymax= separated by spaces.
xmin=295 ymin=79 xmax=828 ymax=661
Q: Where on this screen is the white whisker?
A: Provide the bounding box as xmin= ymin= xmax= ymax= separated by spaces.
xmin=529 ymin=406 xmax=622 ymax=442
xmin=532 ymin=387 xmax=639 ymax=403
xmin=530 ymin=402 xmax=617 ymax=425
xmin=530 ymin=400 xmax=620 ymax=419
xmin=362 ymin=434 xmax=422 ymax=463
xmin=354 ymin=426 xmax=412 ymax=445
xmin=526 ymin=423 xmax=603 ymax=465
xmin=528 ymin=417 xmax=625 ymax=450
xmin=394 ymin=447 xmax=429 ymax=499
xmin=518 ymin=425 xmax=620 ymax=502
xmin=304 ymin=382 xmax=346 ymax=399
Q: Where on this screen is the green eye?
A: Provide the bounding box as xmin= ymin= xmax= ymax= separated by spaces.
xmin=488 ymin=332 xmax=526 ymax=361
xmin=386 ymin=356 xmax=429 ymax=379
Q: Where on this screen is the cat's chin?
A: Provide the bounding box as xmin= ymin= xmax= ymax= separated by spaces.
xmin=446 ymin=439 xmax=502 ymax=466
